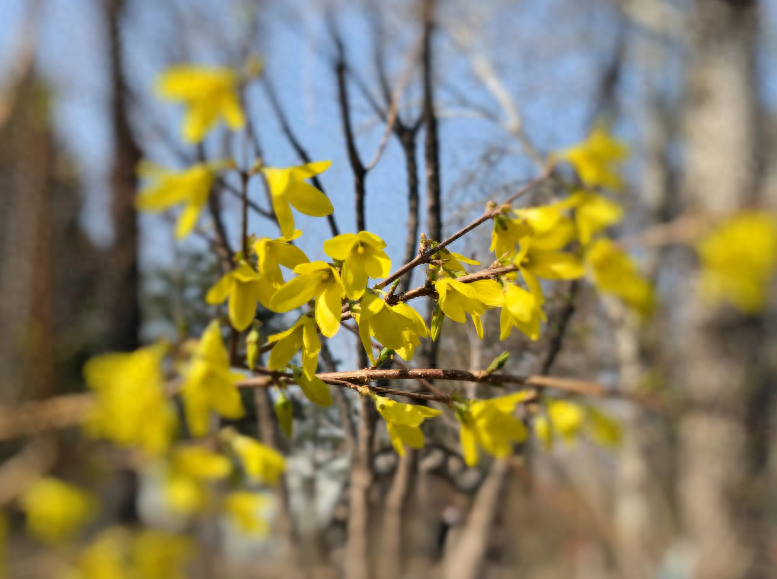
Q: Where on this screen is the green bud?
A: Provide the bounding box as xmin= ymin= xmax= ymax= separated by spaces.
xmin=374 ymin=348 xmax=394 ymax=367
xmin=430 ymin=304 xmax=444 ymax=342
xmin=486 ymin=351 xmax=510 ymax=375
xmin=274 ymin=390 xmax=293 ymax=439
xmin=245 ymin=323 xmax=261 ymax=370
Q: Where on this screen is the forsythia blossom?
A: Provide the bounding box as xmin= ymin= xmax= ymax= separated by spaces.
xmin=372 ymin=394 xmax=441 ymax=456
xmin=534 ymin=400 xmax=622 ymax=449
xmin=156 ymin=65 xmax=246 ymax=143
xmin=164 ymin=446 xmax=231 ymax=514
xmin=21 ymin=478 xmax=97 ymax=545
xmin=561 ymin=126 xmax=628 ymax=190
xmin=435 ymin=278 xmax=486 ymax=324
xmin=323 ymin=231 xmax=391 ymax=300
xmin=356 ymin=292 xmax=428 ymax=364
xmin=270 ymin=262 xmax=345 ymax=337
xmin=261 ymin=161 xmax=334 ymax=238
xmin=180 ymin=321 xmax=245 ymax=437
xmin=253 ymin=230 xmax=310 ymax=286
xmin=83 ymin=343 xmax=177 ymax=455
xmin=267 ymin=314 xmax=320 ymax=379
xmin=564 ymin=190 xmax=623 ymax=245
xmin=456 ymin=392 xmax=532 ymax=467
xmin=205 ymin=261 xmax=275 ymax=331
xmin=696 ymin=211 xmax=777 ymax=314
xmin=228 ymin=431 xmax=286 ymax=485
xmin=224 ymin=492 xmax=273 ymax=536
xmin=135 ymin=161 xmax=221 ymax=240
xmin=586 ymin=238 xmax=654 ymax=317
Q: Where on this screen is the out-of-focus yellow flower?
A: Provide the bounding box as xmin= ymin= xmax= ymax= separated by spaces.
xmin=180 ymin=321 xmax=245 ymax=437
xmin=431 ymin=248 xmax=480 ymax=277
xmin=499 ymin=284 xmax=543 ymax=341
xmin=224 ymin=492 xmax=272 ymax=536
xmin=130 ymin=530 xmax=191 ymax=579
xmin=21 ymin=478 xmax=97 ymax=545
xmin=267 ymin=314 xmax=320 ymax=379
xmin=587 ymin=406 xmax=623 ymax=447
xmin=229 ymin=432 xmax=286 ymax=485
xmin=373 ymin=394 xmax=441 ymax=456
xmin=65 ymin=527 xmax=126 ymax=579
xmin=564 ymin=191 xmax=623 ymax=245
xmin=165 ymin=446 xmax=231 ymax=514
xmin=83 ymin=343 xmax=177 ymax=455
xmin=261 ymin=161 xmax=333 ymax=238
xmin=457 ymin=392 xmax=532 ymax=467
xmin=156 ymin=65 xmax=245 ymax=143
xmin=206 ymin=261 xmax=276 ymax=331
xmin=490 ymin=216 xmax=532 ymax=260
xmin=561 ymin=126 xmax=628 ymax=190
xmin=269 ymin=262 xmax=345 ymax=337
xmin=356 ymin=292 xmax=427 ymax=364
xmin=274 ymin=390 xmax=294 ymax=438
xmin=323 ymin=231 xmax=392 ymax=300
xmin=135 ymin=162 xmax=219 ymax=240
xmin=697 ymin=211 xmax=777 ymax=314
xmin=586 ymin=238 xmax=654 ymax=317
xmin=534 ymin=400 xmax=622 ymax=449
xmin=253 ymin=230 xmax=309 ymax=287
xmin=435 ymin=278 xmax=486 ymax=324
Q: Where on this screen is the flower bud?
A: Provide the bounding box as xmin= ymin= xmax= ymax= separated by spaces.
xmin=430 ymin=304 xmax=444 ymax=342
xmin=274 ymin=390 xmax=293 ymax=439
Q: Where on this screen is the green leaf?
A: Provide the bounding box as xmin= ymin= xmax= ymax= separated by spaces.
xmin=486 ymin=351 xmax=510 ymax=375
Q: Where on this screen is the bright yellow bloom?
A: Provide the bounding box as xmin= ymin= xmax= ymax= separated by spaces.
xmin=269 ymin=262 xmax=345 ymax=337
xmin=587 ymin=406 xmax=623 ymax=447
xmin=83 ymin=343 xmax=177 ymax=455
xmin=156 ymin=65 xmax=245 ymax=143
xmin=267 ymin=314 xmax=320 ymax=379
xmin=253 ymin=230 xmax=310 ymax=286
xmin=564 ymin=190 xmax=623 ymax=245
xmin=65 ymin=527 xmax=126 ymax=579
xmin=135 ymin=162 xmax=218 ymax=240
xmin=205 ymin=261 xmax=276 ymax=331
xmin=261 ymin=161 xmax=333 ymax=238
xmin=180 ymin=321 xmax=245 ymax=437
xmin=293 ymin=369 xmax=333 ymax=407
xmin=499 ymin=284 xmax=543 ymax=341
xmin=323 ymin=231 xmax=392 ymax=299
xmin=373 ymin=395 xmax=441 ymax=456
xmin=561 ymin=126 xmax=628 ymax=190
xmin=21 ymin=478 xmax=96 ymax=545
xmin=165 ymin=446 xmax=231 ymax=514
xmin=224 ymin=492 xmax=272 ymax=536
xmin=586 ymin=238 xmax=654 ymax=317
xmin=697 ymin=211 xmax=777 ymax=314
xmin=457 ymin=392 xmax=532 ymax=467
xmin=229 ymin=432 xmax=286 ymax=485
xmin=356 ymin=292 xmax=428 ymax=364
xmin=435 ymin=278 xmax=486 ymax=324
xmin=490 ymin=216 xmax=532 ymax=259
xmin=513 ymin=204 xmax=565 ymax=235
xmin=130 ymin=530 xmax=191 ymax=579
xmin=534 ymin=400 xmax=621 ymax=449
xmin=431 ymin=248 xmax=480 ymax=278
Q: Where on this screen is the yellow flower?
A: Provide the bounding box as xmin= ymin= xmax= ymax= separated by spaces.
xmin=261 ymin=161 xmax=333 ymax=238
xmin=697 ymin=211 xmax=777 ymax=314
xmin=269 ymin=262 xmax=345 ymax=337
xmin=65 ymin=527 xmax=126 ymax=579
xmin=323 ymin=231 xmax=392 ymax=299
xmin=180 ymin=321 xmax=245 ymax=437
xmin=205 ymin=261 xmax=276 ymax=331
xmin=564 ymin=191 xmax=623 ymax=245
xmin=373 ymin=395 xmax=441 ymax=456
xmin=130 ymin=530 xmax=191 ymax=579
xmin=587 ymin=406 xmax=623 ymax=448
xmin=165 ymin=446 xmax=231 ymax=514
xmin=156 ymin=65 xmax=245 ymax=143
xmin=499 ymin=284 xmax=543 ymax=341
xmin=83 ymin=344 xmax=177 ymax=455
xmin=561 ymin=126 xmax=628 ymax=190
xmin=431 ymin=248 xmax=480 ymax=277
xmin=292 ymin=368 xmax=333 ymax=407
xmin=135 ymin=162 xmax=219 ymax=240
xmin=490 ymin=216 xmax=532 ymax=260
xmin=21 ymin=478 xmax=97 ymax=545
xmin=229 ymin=432 xmax=286 ymax=485
xmin=533 ymin=400 xmax=621 ymax=449
xmin=253 ymin=230 xmax=310 ymax=286
xmin=267 ymin=314 xmax=320 ymax=379
xmin=586 ymin=238 xmax=654 ymax=317
xmin=435 ymin=278 xmax=486 ymax=324
xmin=224 ymin=492 xmax=272 ymax=536
xmin=457 ymin=392 xmax=532 ymax=467
xmin=356 ymin=292 xmax=428 ymax=364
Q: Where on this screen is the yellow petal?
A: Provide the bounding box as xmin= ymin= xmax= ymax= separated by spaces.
xmin=228 ymin=282 xmax=257 ymax=331
xmin=295 ymin=373 xmax=333 ymax=407
xmin=315 ymin=279 xmax=343 ymax=337
xmin=460 ymin=424 xmax=479 ymax=467
xmin=205 ymin=272 xmax=234 ymax=305
xmin=342 ymin=259 xmax=370 ymax=300
xmin=287 ymin=160 xmax=332 ymax=180
xmin=285 ymin=181 xmax=334 ymax=217
xmin=267 ymin=325 xmax=304 ymax=370
xmin=323 ymin=233 xmax=358 ymax=260
xmin=270 ymin=272 xmax=322 ymax=312
xmin=175 ymin=203 xmax=204 ymax=240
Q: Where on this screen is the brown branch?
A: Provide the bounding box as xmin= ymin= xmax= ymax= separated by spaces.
xmin=539 ymin=280 xmax=578 ymax=375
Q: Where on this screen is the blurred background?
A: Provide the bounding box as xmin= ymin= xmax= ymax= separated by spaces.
xmin=1 ymin=0 xmax=777 ymax=577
